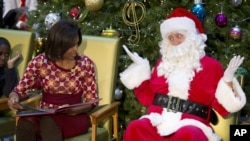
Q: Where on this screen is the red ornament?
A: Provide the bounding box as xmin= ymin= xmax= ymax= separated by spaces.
xmin=69 ymin=7 xmax=80 ymax=19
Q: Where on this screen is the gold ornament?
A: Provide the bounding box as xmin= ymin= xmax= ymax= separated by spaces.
xmin=122 ymin=1 xmax=146 ymax=45
xmin=34 ymin=38 xmax=45 ymax=56
xmin=85 ymin=0 xmax=104 ymax=12
xmin=101 ymin=27 xmax=119 ymax=37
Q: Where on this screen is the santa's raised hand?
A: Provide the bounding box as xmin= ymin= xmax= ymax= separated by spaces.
xmin=123 ymin=45 xmax=146 ymax=65
xmin=223 ymin=55 xmax=244 ymax=83
xmin=120 ymin=45 xmax=151 ymax=89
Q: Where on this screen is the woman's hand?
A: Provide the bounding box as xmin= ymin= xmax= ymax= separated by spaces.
xmin=8 ymin=92 xmax=22 ymax=110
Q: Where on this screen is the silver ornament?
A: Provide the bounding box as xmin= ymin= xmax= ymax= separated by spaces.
xmin=231 ymin=0 xmax=242 ymax=7
xmin=44 ymin=13 xmax=60 ymax=30
xmin=114 ymin=87 xmax=123 ymax=100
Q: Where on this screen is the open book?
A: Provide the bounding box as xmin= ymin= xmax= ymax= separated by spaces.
xmin=15 ymin=98 xmax=100 ymax=117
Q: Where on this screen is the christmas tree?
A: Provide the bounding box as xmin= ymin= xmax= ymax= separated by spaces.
xmin=27 ymin=0 xmax=250 ymax=138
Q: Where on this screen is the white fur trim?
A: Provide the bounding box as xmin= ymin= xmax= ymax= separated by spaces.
xmin=120 ymin=58 xmax=151 ymax=89
xmin=142 ymin=109 xmax=221 ymax=141
xmin=160 ymin=17 xmax=197 ymax=37
xmin=165 ymin=69 xmax=191 ymax=100
xmin=15 ymin=21 xmax=23 ymax=29
xmin=215 ymin=78 xmax=246 ymax=113
xmin=140 ymin=113 xmax=164 ymax=126
xmin=160 ymin=17 xmax=207 ymax=43
xmin=201 ymin=34 xmax=208 ymax=42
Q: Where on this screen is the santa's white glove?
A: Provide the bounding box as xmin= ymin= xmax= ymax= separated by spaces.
xmin=223 ymin=55 xmax=244 ymax=82
xmin=120 ymin=45 xmax=151 ymax=89
xmin=123 ymin=45 xmax=147 ymax=65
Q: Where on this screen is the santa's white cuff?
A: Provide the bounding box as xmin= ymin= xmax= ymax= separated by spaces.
xmin=215 ymin=78 xmax=246 ymax=113
xmin=16 ymin=21 xmax=24 ymax=29
xmin=120 ymin=59 xmax=151 ymax=89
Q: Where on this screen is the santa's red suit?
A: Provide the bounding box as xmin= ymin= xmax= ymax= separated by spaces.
xmin=120 ymin=8 xmax=246 ymax=141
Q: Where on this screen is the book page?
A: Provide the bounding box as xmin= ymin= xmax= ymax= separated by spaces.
xmin=15 ymin=98 xmax=101 ymax=117
xmin=54 ymin=98 xmax=100 ymax=113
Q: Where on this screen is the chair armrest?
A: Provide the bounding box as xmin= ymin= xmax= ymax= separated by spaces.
xmin=90 ymin=101 xmax=120 ymax=141
xmin=20 ymin=94 xmax=42 ymax=107
xmin=0 ymin=94 xmax=41 ymax=111
xmin=90 ymin=102 xmax=120 ymax=123
xmin=0 ymin=97 xmax=9 ymax=111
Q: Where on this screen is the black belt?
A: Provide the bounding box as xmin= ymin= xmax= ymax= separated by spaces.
xmin=153 ymin=93 xmax=210 ymax=120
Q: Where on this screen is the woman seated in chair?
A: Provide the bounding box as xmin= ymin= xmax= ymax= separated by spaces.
xmin=8 ymin=19 xmax=99 ymax=141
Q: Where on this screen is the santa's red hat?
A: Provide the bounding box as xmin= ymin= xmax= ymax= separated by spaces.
xmin=160 ymin=8 xmax=207 ymax=41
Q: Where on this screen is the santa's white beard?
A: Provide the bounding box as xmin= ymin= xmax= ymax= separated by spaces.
xmin=157 ymin=34 xmax=206 ymax=99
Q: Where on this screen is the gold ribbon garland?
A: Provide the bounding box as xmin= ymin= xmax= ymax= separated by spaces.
xmin=122 ymin=1 xmax=146 ymax=45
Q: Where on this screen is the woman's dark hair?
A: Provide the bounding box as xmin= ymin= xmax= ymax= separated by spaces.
xmin=45 ymin=19 xmax=82 ymax=61
xmin=0 ymin=37 xmax=11 ymax=49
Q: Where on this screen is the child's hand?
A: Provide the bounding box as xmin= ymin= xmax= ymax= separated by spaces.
xmin=7 ymin=51 xmax=21 ymax=69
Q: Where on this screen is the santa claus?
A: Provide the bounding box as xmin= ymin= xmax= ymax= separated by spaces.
xmin=120 ymin=8 xmax=246 ymax=141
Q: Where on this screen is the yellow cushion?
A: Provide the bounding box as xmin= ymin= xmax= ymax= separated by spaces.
xmin=65 ymin=35 xmax=120 ymax=140
xmin=65 ymin=127 xmax=108 ymax=141
xmin=0 ymin=117 xmax=15 ymax=135
xmin=79 ymin=35 xmax=120 ymax=106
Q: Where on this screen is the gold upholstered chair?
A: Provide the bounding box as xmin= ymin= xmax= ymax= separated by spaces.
xmin=211 ymin=111 xmax=240 ymax=141
xmin=0 ymin=29 xmax=35 ymax=139
xmin=64 ymin=35 xmax=121 ymax=141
